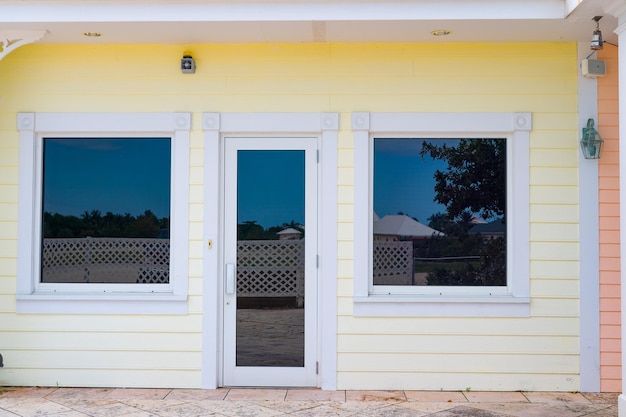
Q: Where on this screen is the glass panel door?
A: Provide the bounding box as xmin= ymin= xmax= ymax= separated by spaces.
xmin=223 ymin=137 xmax=317 ymax=387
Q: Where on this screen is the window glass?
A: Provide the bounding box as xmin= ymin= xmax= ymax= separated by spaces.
xmin=373 ymin=138 xmax=506 ymax=287
xmin=41 ymin=138 xmax=171 ymax=284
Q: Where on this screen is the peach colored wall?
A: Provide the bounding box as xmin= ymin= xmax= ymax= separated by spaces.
xmin=598 ymin=45 xmax=621 ymax=392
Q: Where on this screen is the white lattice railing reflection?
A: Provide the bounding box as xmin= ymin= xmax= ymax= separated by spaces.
xmin=42 ymin=237 xmax=169 ymax=284
xmin=373 ymin=240 xmax=414 ymax=285
xmin=237 ymin=240 xmax=304 ymax=304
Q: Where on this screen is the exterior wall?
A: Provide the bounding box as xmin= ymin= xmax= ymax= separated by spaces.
xmin=0 ymin=42 xmax=581 ymax=390
xmin=598 ymin=44 xmax=621 ymax=392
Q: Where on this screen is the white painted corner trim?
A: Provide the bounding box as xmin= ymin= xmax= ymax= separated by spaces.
xmin=0 ymin=30 xmax=47 ymax=61
xmin=16 ymin=112 xmax=191 ymax=314
xmin=352 ymin=111 xmax=531 ymax=317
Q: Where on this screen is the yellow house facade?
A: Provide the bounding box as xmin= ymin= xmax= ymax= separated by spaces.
xmin=1 ymin=0 xmax=626 ymax=407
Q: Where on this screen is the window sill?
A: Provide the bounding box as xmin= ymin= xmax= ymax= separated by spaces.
xmin=16 ymin=292 xmax=188 ymax=314
xmin=353 ymin=294 xmax=530 ymax=317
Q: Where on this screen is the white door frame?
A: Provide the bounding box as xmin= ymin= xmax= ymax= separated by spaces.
xmin=202 ymin=113 xmax=339 ymax=389
xmin=222 ymin=136 xmax=318 ymax=387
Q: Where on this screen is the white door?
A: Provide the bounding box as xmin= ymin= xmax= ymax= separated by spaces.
xmin=223 ymin=137 xmax=318 ymax=387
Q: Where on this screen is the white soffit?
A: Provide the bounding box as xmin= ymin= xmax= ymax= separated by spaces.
xmin=0 ymin=0 xmax=619 ymax=44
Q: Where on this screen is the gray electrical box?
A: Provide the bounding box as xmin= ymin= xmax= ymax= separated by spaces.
xmin=582 ymin=59 xmax=606 ymax=78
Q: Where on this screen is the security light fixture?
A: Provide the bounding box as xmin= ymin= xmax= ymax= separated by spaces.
xmin=580 ymin=118 xmax=603 ymax=159
xmin=431 ymin=29 xmax=452 ymax=37
xmin=590 ymin=16 xmax=603 ymax=50
xmin=181 ymin=55 xmax=195 ymax=74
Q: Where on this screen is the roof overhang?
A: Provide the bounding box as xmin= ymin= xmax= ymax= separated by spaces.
xmin=0 ymin=0 xmax=620 ymax=45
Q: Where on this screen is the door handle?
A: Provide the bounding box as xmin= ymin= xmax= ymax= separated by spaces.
xmin=225 ymin=263 xmax=235 ymax=294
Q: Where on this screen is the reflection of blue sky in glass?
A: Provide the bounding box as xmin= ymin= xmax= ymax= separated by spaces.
xmin=237 ymin=150 xmax=304 ymax=228
xmin=374 ymin=138 xmax=455 ymax=224
xmin=43 ymin=138 xmax=171 ymax=218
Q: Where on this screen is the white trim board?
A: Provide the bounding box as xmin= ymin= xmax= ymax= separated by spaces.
xmin=201 ymin=112 xmax=338 ymax=390
xmin=352 ymin=111 xmax=531 ymax=317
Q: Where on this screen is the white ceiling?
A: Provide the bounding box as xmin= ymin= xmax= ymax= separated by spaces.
xmin=0 ymin=0 xmax=620 ymax=45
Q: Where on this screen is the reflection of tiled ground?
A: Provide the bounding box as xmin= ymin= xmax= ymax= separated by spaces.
xmin=237 ymin=308 xmax=304 ymax=367
xmin=0 ymin=387 xmax=618 ymax=416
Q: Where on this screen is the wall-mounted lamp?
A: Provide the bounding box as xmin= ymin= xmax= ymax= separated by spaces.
xmin=181 ymin=55 xmax=195 ymax=74
xmin=590 ymin=16 xmax=603 ymax=50
xmin=580 ymin=118 xmax=603 ymax=159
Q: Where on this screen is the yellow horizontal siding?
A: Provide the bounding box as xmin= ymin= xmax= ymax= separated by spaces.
xmin=0 ymin=204 xmax=18 ymax=220
xmin=337 ymin=316 xmax=580 ymax=336
xmin=0 ymin=259 xmax=17 ymax=276
xmin=530 ymin=224 xmax=579 ymax=241
xmin=530 ymin=168 xmax=579 ymax=186
xmin=0 ymin=315 xmax=203 ymax=333
xmin=0 ymin=41 xmax=581 ymax=390
xmin=530 ymin=279 xmax=579 ymax=298
xmin=338 ymin=353 xmax=578 ymax=374
xmin=3 ymin=369 xmax=201 ymax=389
xmin=338 ymin=335 xmax=578 ymax=354
xmin=337 ymin=372 xmax=577 ymax=392
xmin=530 ymin=205 xmax=579 ymax=223
xmin=531 ymin=260 xmax=579 ymax=279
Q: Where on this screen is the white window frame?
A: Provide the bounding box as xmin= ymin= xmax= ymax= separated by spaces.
xmin=16 ymin=112 xmax=190 ymax=314
xmin=353 ymin=112 xmax=531 ymax=317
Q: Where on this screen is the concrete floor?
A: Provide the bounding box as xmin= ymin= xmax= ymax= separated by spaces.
xmin=0 ymin=387 xmax=618 ymax=416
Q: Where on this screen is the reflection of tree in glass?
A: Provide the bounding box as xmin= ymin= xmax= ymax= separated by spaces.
xmin=43 ymin=209 xmax=168 ymax=238
xmin=419 ymin=138 xmax=506 ymax=286
xmin=238 ymin=220 xmax=304 ymax=240
xmin=420 ymin=138 xmax=505 ymax=221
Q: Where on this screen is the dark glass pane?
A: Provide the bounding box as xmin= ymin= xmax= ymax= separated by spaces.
xmin=373 ymin=138 xmax=506 ymax=287
xmin=40 ymin=138 xmax=171 ymax=284
xmin=236 ymin=150 xmax=305 ymax=367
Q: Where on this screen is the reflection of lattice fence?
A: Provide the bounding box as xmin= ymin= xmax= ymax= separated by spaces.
xmin=42 ymin=237 xmax=169 ymax=284
xmin=237 ymin=240 xmax=304 ymax=301
xmin=373 ymin=240 xmax=413 ymax=285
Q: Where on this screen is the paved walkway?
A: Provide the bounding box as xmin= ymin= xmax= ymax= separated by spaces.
xmin=0 ymin=387 xmax=618 ymax=416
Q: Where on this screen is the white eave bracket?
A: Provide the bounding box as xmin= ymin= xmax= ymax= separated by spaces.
xmin=0 ymin=30 xmax=47 ymax=61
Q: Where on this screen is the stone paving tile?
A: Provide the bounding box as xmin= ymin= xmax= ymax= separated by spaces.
xmin=105 ymin=388 xmax=172 ymax=400
xmin=48 ymin=398 xmax=149 ymax=417
xmin=581 ymin=392 xmax=620 ymax=404
xmin=405 ymin=391 xmax=468 ymax=403
xmin=0 ymin=388 xmax=619 ymax=417
xmin=345 ymin=390 xmax=406 ymax=401
xmin=585 ymin=405 xmax=618 ymax=417
xmin=46 ymin=387 xmax=115 ymax=400
xmin=522 ymin=391 xmax=591 ymax=404
xmin=465 ymin=391 xmax=529 ymax=403
xmin=397 ymin=401 xmax=469 ymax=414
xmin=150 ymin=402 xmax=217 ymax=417
xmin=167 ymin=388 xmax=230 ymax=401
xmin=359 ymin=402 xmax=434 ymax=416
xmin=288 ymin=403 xmax=358 ymax=416
xmin=259 ymin=400 xmax=335 ymax=414
xmin=0 ymin=397 xmax=75 ymax=417
xmin=0 ymin=387 xmax=57 ymax=398
xmin=330 ymin=400 xmax=409 ymax=414
xmin=116 ymin=398 xmax=188 ymax=413
xmin=225 ymin=388 xmax=287 ymax=401
xmin=425 ymin=405 xmax=511 ymax=416
xmin=216 ymin=403 xmax=286 ymax=417
xmin=285 ymin=389 xmax=345 ymax=401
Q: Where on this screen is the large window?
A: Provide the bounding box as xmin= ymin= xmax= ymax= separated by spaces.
xmin=17 ymin=113 xmax=190 ymax=314
xmin=41 ymin=137 xmax=171 ymax=285
xmin=373 ymin=137 xmax=506 ymax=287
xmin=353 ymin=112 xmax=531 ymax=317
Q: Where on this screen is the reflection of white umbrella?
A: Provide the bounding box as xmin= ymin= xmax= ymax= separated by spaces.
xmin=277 ymin=227 xmax=301 ymax=235
xmin=374 ymin=214 xmax=443 ymax=237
